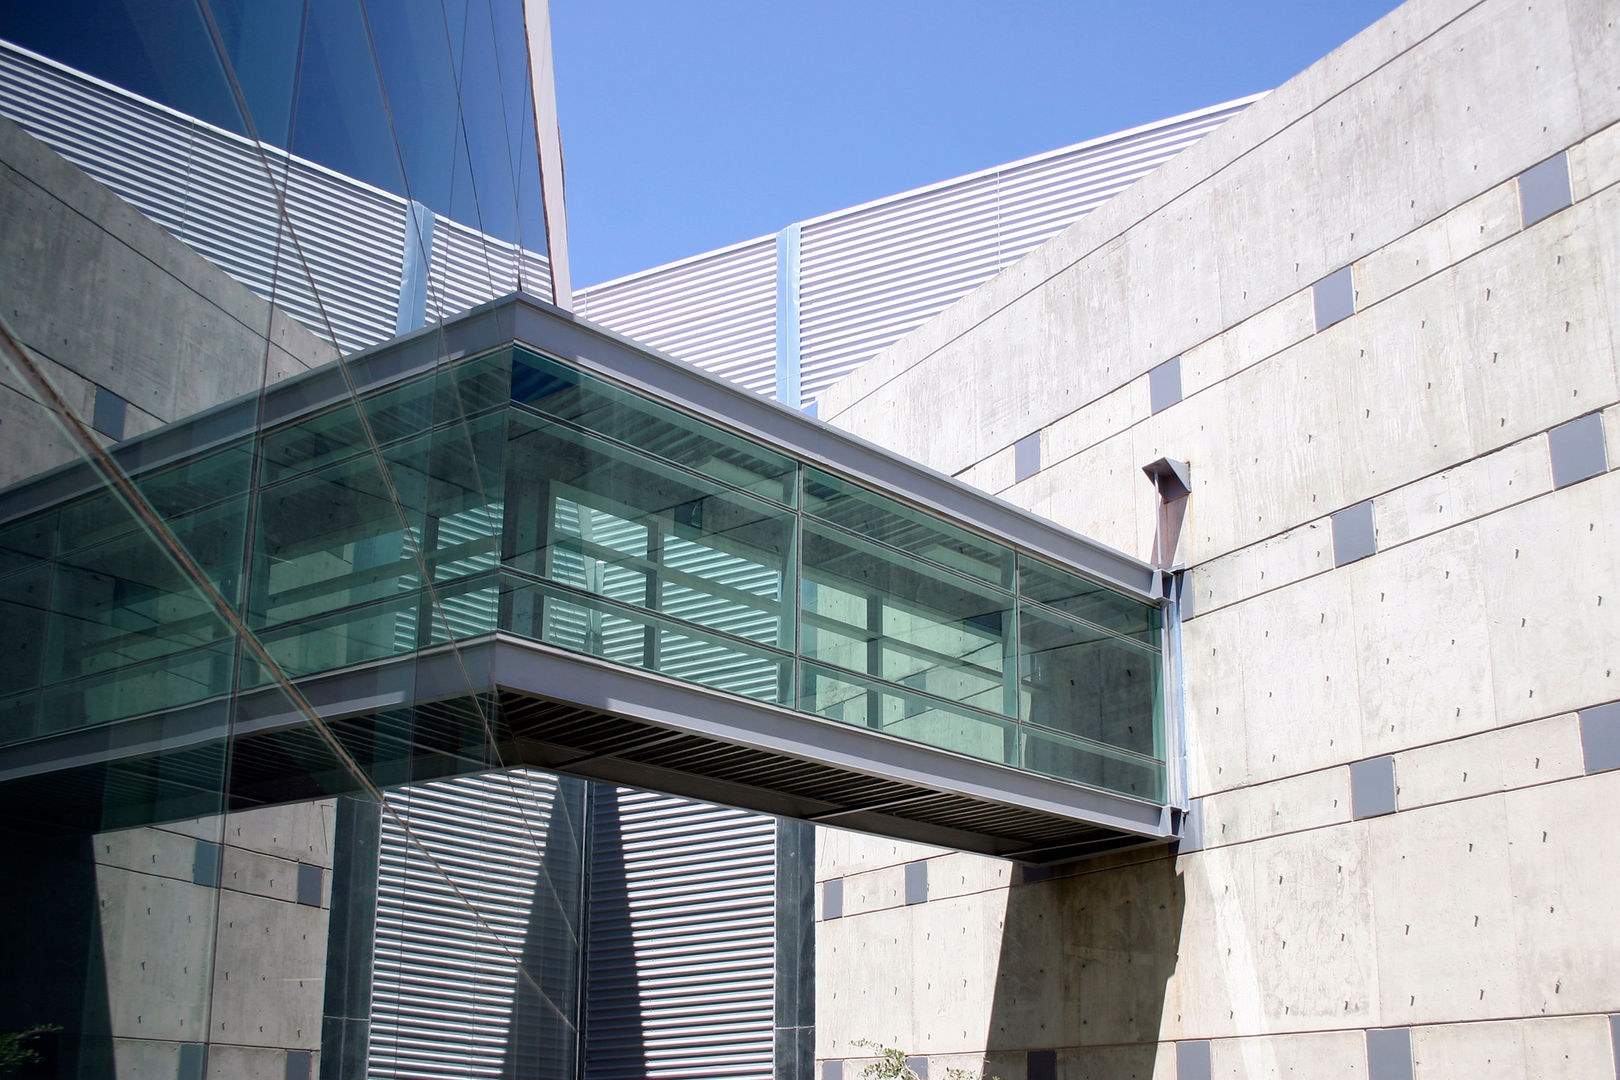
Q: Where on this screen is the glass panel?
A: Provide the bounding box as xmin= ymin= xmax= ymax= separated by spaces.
xmin=802 ymin=465 xmax=1014 ymax=588
xmin=503 ymin=408 xmax=794 ymax=650
xmin=501 ymin=573 xmax=790 ymax=705
xmin=1020 ymin=604 xmax=1161 ymax=760
xmin=511 ymin=348 xmax=798 ymax=505
xmin=1019 ymin=554 xmax=1161 ymax=646
xmin=801 ymin=520 xmax=1012 ymax=718
xmin=800 ymin=661 xmax=1017 ymax=766
xmin=1022 ymin=727 xmax=1165 ymax=802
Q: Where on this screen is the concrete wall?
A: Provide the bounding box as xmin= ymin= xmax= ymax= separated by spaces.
xmin=0 ymin=111 xmax=334 ymax=488
xmin=816 ymin=0 xmax=1620 ymax=1075
xmin=95 ymin=805 xmax=337 ymax=1079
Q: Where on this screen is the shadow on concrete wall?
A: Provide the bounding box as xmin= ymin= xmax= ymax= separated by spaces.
xmin=984 ymin=849 xmax=1185 ymax=1079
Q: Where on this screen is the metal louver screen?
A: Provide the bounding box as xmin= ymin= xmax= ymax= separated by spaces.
xmin=428 ymin=215 xmax=554 ymax=321
xmin=575 ymin=239 xmax=778 ymax=395
xmin=0 ymin=40 xmax=560 ymax=356
xmin=585 ymin=787 xmax=777 ymax=1080
xmin=371 ymin=769 xmax=587 ymax=1080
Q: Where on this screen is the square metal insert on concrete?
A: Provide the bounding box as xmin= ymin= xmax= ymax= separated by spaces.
xmin=1176 ymin=1039 xmax=1211 ymax=1080
xmin=1332 ymin=500 xmax=1377 ymax=566
xmin=822 ymin=878 xmax=843 ymax=920
xmin=1351 ymin=756 xmax=1397 ymax=819
xmin=904 ymin=859 xmax=929 ymax=905
xmin=1580 ymin=701 xmax=1620 ymax=774
xmin=1518 ymin=151 xmax=1573 ymax=228
xmin=1014 ymin=431 xmax=1041 ymax=482
xmin=1365 ymin=1027 xmax=1413 ymax=1080
xmin=1548 ymin=413 xmax=1608 ymax=489
xmin=1150 ymin=356 xmax=1183 ymax=414
xmin=1314 ymin=266 xmax=1355 ymax=331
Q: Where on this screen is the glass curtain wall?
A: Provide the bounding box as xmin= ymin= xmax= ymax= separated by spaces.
xmin=0 ymin=0 xmax=577 ymax=1077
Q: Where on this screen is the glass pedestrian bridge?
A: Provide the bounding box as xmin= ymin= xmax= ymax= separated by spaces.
xmin=0 ymin=297 xmax=1181 ymax=861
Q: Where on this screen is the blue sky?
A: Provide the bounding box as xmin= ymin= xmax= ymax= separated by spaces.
xmin=553 ymin=1 xmax=1404 ymax=286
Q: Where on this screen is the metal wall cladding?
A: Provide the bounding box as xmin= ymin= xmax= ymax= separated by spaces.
xmin=274 ymin=157 xmax=409 ymax=352
xmin=794 ymin=100 xmax=1254 ymax=403
xmin=585 ymin=786 xmax=777 ymax=1080
xmin=0 ymin=40 xmax=537 ymax=356
xmin=575 ymin=239 xmax=779 ymax=396
xmin=427 ymin=215 xmax=554 ymax=324
xmin=0 ymin=45 xmax=195 ymax=238
xmin=372 ymin=769 xmax=587 ymax=1080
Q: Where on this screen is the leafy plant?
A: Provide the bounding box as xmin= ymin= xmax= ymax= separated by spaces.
xmin=851 ymin=1039 xmax=1001 ymax=1080
xmin=0 ymin=1026 xmax=60 ymax=1074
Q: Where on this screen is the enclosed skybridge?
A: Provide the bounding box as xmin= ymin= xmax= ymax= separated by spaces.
xmin=0 ymin=297 xmax=1182 ymax=861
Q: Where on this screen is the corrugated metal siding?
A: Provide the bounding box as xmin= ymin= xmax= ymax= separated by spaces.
xmin=0 ymin=44 xmax=195 ymax=237
xmin=372 ymin=769 xmax=586 ymax=1080
xmin=428 ymin=215 xmax=554 ymax=323
xmin=277 ymin=157 xmax=409 ymax=350
xmin=575 ymin=240 xmax=777 ymax=396
xmin=794 ymin=101 xmax=1252 ymax=402
xmin=0 ymin=40 xmax=561 ymax=355
xmin=585 ymin=787 xmax=776 ymax=1080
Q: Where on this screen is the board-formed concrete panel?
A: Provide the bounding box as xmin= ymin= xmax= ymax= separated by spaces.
xmin=1504 ymin=770 xmax=1620 ymax=1014
xmin=1478 ymin=470 xmax=1620 ymax=725
xmin=1393 ymin=713 xmax=1585 ymax=810
xmin=1367 ymin=798 xmax=1523 ymax=1024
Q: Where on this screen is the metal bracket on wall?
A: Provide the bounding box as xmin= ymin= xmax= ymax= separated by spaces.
xmin=1142 ymin=456 xmax=1191 ymax=570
